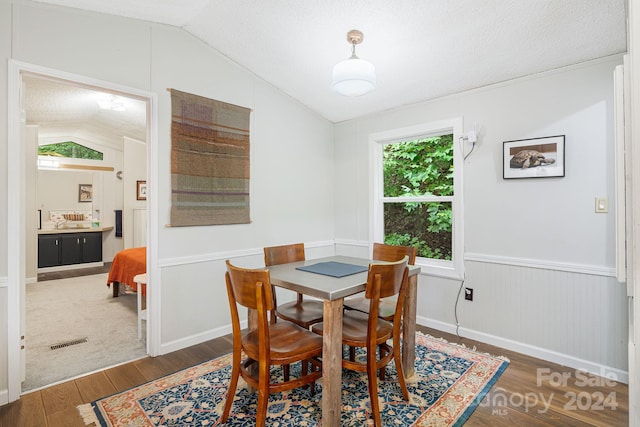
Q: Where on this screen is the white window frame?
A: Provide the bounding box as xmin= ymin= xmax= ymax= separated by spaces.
xmin=369 ymin=118 xmax=464 ymax=280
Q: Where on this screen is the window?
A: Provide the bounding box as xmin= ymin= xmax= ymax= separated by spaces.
xmin=370 ymin=119 xmax=464 ymax=279
xmin=38 ymin=141 xmax=103 ymax=160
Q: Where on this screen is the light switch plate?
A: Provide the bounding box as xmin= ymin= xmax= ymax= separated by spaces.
xmin=595 ymin=197 xmax=608 ymax=213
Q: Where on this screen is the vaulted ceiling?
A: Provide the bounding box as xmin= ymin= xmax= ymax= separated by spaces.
xmin=26 ymin=0 xmax=627 ymax=146
xmin=25 ymin=76 xmax=148 ymax=151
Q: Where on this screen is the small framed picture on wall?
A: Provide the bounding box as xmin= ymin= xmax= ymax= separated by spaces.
xmin=79 ymin=184 xmax=93 ymax=202
xmin=503 ymin=135 xmax=565 ymax=179
xmin=137 ymin=180 xmax=147 ymax=200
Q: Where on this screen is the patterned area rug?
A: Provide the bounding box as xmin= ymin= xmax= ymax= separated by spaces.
xmin=78 ymin=333 xmax=508 ymax=426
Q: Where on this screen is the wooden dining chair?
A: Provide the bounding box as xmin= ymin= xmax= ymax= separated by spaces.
xmin=221 ymin=260 xmax=323 ymax=427
xmin=263 ymin=243 xmax=324 ymax=329
xmin=311 ymin=257 xmax=410 ymax=427
xmin=343 ymin=243 xmax=416 ymax=377
xmin=344 ymin=242 xmax=417 ymax=319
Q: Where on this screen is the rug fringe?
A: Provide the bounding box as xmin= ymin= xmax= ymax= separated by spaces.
xmin=77 ymin=403 xmax=99 ymax=426
xmin=416 ymin=330 xmax=510 ymax=363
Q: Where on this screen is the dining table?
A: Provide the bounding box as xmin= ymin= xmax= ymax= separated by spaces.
xmin=260 ymin=255 xmax=421 ymax=427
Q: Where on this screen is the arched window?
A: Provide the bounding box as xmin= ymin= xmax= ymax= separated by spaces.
xmin=38 ymin=141 xmax=103 ymax=160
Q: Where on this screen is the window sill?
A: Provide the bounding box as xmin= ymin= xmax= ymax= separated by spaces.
xmin=415 ymin=260 xmax=464 ymax=281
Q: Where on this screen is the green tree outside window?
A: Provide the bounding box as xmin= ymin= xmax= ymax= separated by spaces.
xmin=38 ymin=141 xmax=103 ymax=160
xmin=383 ymin=135 xmax=453 ymax=260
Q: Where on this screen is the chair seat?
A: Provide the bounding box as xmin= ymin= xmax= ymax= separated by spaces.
xmin=224 ymin=259 xmax=323 ymax=427
xmin=314 ymin=257 xmax=410 ymax=427
xmin=244 ymin=321 xmax=324 ymax=364
xmin=312 ymin=310 xmax=393 ymax=346
xmin=276 ymin=300 xmax=324 ymax=329
xmin=344 ymin=296 xmax=398 ymax=319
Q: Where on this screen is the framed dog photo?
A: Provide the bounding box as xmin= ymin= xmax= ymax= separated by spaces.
xmin=503 ymin=135 xmax=565 ymax=179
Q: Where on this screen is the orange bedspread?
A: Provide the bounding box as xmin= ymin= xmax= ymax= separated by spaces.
xmin=107 ymin=247 xmax=146 ymax=294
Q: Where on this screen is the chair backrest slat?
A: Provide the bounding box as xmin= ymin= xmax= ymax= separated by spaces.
xmin=225 ymin=260 xmax=275 ymax=312
xmin=264 ymin=243 xmax=305 ymax=266
xmin=372 ymin=243 xmax=416 ymax=265
xmin=365 ymin=256 xmax=409 ymax=301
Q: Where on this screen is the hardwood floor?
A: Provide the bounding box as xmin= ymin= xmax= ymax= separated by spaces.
xmin=0 ymin=326 xmax=628 ymax=426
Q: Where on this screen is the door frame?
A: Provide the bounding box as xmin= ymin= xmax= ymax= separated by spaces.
xmin=7 ymin=60 xmax=160 ymax=401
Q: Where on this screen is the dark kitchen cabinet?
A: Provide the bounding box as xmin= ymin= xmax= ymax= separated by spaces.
xmin=79 ymin=232 xmax=102 ymax=263
xmin=37 ymin=234 xmax=61 ymax=268
xmin=38 ymin=231 xmax=103 ymax=268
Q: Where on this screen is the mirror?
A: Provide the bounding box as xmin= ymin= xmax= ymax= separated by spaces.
xmin=37 ymin=169 xmax=94 ymax=229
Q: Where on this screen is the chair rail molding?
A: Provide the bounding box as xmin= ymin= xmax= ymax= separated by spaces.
xmin=158 ymin=240 xmax=336 ymax=268
xmin=465 ymin=252 xmax=616 ymax=277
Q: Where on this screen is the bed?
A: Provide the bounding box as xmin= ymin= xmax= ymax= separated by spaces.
xmin=107 ymin=246 xmax=146 ymax=297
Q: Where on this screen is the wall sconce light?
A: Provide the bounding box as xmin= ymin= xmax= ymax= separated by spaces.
xmin=331 ymin=30 xmax=376 ymax=97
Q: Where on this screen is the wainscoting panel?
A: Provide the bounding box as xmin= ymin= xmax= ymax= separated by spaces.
xmin=335 ymin=241 xmax=629 ymax=377
xmin=449 ymin=260 xmax=629 ymax=378
xmin=156 ymin=241 xmax=336 ymax=355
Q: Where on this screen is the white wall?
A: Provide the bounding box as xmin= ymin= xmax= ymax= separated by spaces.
xmin=334 ymin=57 xmax=629 ymax=378
xmin=25 ymin=126 xmax=38 ymax=280
xmin=150 ymin=26 xmax=335 ymax=353
xmin=627 ymin=1 xmax=640 ymax=423
xmin=0 ymin=0 xmax=13 ymax=404
xmin=123 ymin=136 xmax=146 ymax=249
xmin=33 ymin=139 xmax=123 ymax=263
xmin=0 ymin=1 xmax=334 ymax=401
xmin=37 ymin=170 xmax=93 ymax=220
xmin=0 ymin=0 xmax=628 ymax=405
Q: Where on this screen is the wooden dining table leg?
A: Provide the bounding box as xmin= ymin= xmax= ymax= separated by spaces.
xmin=402 ymin=274 xmax=417 ymax=378
xmin=321 ymin=298 xmax=343 ymax=427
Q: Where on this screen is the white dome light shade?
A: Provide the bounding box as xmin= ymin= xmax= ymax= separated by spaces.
xmin=331 ymin=57 xmax=376 ymax=96
xmin=331 ymin=30 xmax=376 ymax=97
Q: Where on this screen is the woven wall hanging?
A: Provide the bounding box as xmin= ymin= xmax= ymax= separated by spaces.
xmin=169 ymin=89 xmax=251 ymax=226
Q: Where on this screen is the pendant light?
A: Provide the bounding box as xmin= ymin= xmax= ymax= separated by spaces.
xmin=331 ymin=30 xmax=376 ymax=97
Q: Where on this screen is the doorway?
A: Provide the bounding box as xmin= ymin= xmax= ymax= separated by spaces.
xmin=7 ymin=61 xmax=157 ymax=399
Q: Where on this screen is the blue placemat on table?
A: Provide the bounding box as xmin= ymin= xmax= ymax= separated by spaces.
xmin=296 ymin=261 xmax=369 ymax=278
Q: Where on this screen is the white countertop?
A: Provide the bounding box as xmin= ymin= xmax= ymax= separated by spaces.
xmin=38 ymin=225 xmax=114 ymax=235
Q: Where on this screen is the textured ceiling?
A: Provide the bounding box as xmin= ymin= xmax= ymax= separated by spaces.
xmin=27 ymin=0 xmax=627 ymax=140
xmin=24 ymin=76 xmax=147 ymax=150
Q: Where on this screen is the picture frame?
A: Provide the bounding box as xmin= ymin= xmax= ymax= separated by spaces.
xmin=137 ymin=180 xmax=147 ymax=200
xmin=503 ymin=135 xmax=565 ymax=179
xmin=79 ymin=184 xmax=93 ymax=202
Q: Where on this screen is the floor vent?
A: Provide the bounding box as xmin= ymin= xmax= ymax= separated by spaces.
xmin=50 ymin=337 xmax=88 ymax=350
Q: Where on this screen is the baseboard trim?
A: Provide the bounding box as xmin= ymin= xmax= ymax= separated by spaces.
xmin=418 ymin=316 xmax=629 ymax=384
xmin=158 ymin=320 xmax=246 ymax=355
xmin=37 ymin=262 xmax=104 ymax=274
xmin=0 ymin=389 xmax=8 ymax=405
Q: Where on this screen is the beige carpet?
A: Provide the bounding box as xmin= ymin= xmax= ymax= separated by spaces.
xmin=24 ymin=273 xmax=147 ymax=391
